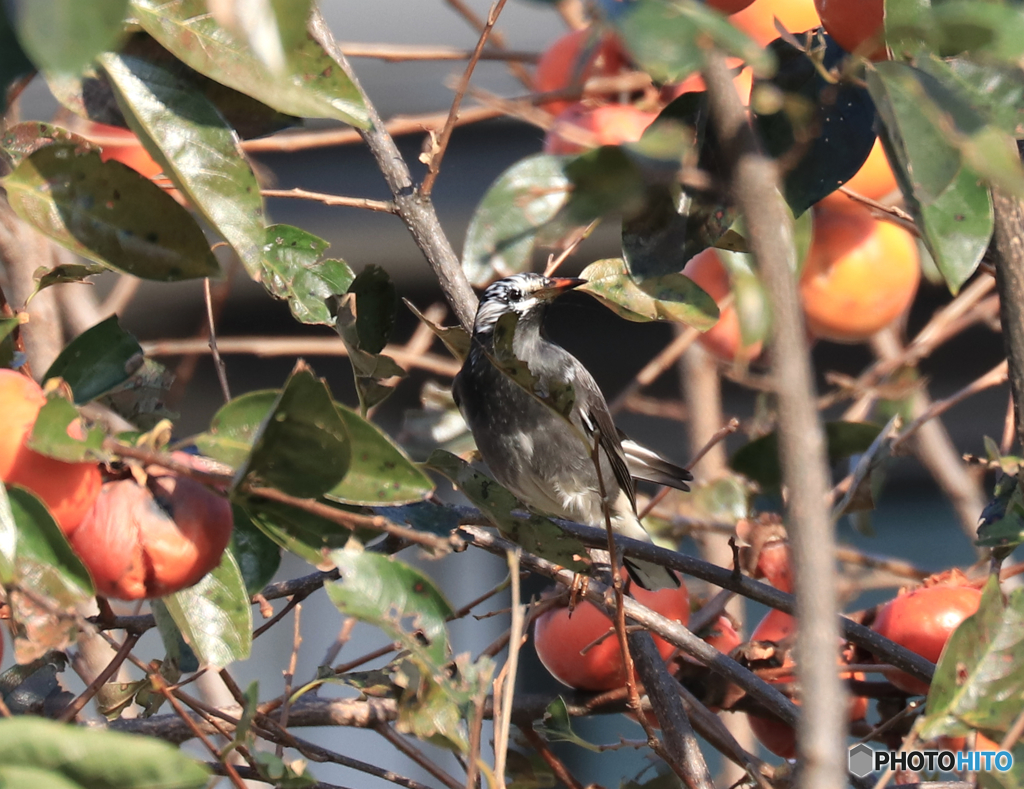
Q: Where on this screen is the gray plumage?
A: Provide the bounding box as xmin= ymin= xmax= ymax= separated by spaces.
xmin=452 ymin=273 xmax=690 ymax=590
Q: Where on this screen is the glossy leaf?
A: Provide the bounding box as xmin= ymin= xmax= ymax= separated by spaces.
xmin=195 ymin=389 xmax=278 ymax=468
xmin=0 ymin=483 xmax=15 ymax=583
xmin=44 ymin=316 xmax=143 ymax=404
xmin=9 ymin=0 xmax=129 ymax=75
xmin=535 ymin=697 xmax=602 ymax=752
xmin=162 ymin=548 xmax=252 ymax=668
xmin=26 ymin=392 xmax=105 ymax=463
xmin=462 ymin=154 xmax=571 ymax=287
xmin=753 ymin=34 xmax=877 ymax=215
xmin=374 ymin=501 xmax=461 ymax=537
xmin=929 ymin=56 xmax=1024 ymax=140
xmin=976 ymin=473 xmax=1024 ymax=551
xmin=235 ymin=362 xmax=350 ymax=499
xmin=887 ymin=0 xmax=1024 ymax=62
xmin=6 ymin=486 xmax=93 ymax=662
xmin=2 ymin=144 xmax=220 ymax=281
xmin=327 ymin=547 xmax=453 ymax=666
xmin=0 ymin=121 xmax=95 ymax=169
xmin=240 ymin=498 xmax=366 ymax=566
xmin=611 ymin=0 xmax=773 ymax=84
xmin=579 ymin=257 xmax=719 ymax=329
xmin=0 ymin=8 xmax=33 ymax=114
xmin=261 ymin=224 xmax=355 ymax=325
xmin=101 ymin=53 xmax=265 ymax=274
xmin=348 ymin=265 xmax=398 ymax=356
xmin=96 ymin=358 xmax=175 ymax=431
xmin=48 ymin=32 xmax=298 ymax=139
xmin=151 ymin=599 xmax=200 ymax=674
xmin=426 ymin=450 xmax=588 ymax=571
xmin=131 ymin=0 xmax=369 ymax=128
xmin=731 ymin=421 xmax=882 ymax=490
xmin=920 ymin=576 xmax=1024 ymax=739
xmin=327 ymin=406 xmax=434 ymax=506
xmin=717 ymin=249 xmax=770 ymax=349
xmin=872 ymin=61 xmax=1024 ymax=200
xmin=229 ymin=506 xmax=282 ymax=596
xmin=0 ymin=717 xmax=210 ymax=789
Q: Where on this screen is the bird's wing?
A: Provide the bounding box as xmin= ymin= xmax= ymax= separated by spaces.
xmin=573 ymin=373 xmax=638 ymax=512
xmin=618 ymin=434 xmax=693 ymax=492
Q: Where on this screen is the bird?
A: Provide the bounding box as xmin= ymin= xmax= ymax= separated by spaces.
xmin=452 ymin=273 xmax=692 ymax=590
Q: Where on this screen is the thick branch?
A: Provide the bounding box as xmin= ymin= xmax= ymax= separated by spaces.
xmin=308 ymin=11 xmax=479 ymax=331
xmin=992 ymin=189 xmax=1024 ymax=445
xmin=702 ymin=52 xmax=848 ymax=789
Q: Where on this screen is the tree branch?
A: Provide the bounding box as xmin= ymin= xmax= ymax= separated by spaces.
xmin=702 ymin=52 xmax=845 ymax=789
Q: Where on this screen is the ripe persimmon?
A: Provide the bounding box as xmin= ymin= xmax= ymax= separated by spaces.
xmin=543 ymin=102 xmax=657 ymax=155
xmin=706 ymin=0 xmax=758 ymax=12
xmin=799 ymin=206 xmax=920 ymax=343
xmin=534 ymin=29 xmax=627 ymax=116
xmin=69 ymin=453 xmax=233 ymax=600
xmin=871 ymin=580 xmax=982 ymax=695
xmin=683 ymin=248 xmax=763 ymax=364
xmin=814 ymin=0 xmax=886 ymax=60
xmin=534 ymin=579 xmax=689 ymax=691
xmin=819 ymin=137 xmax=898 ymax=210
xmin=0 ymin=369 xmax=101 ymax=535
xmin=729 ymin=0 xmax=821 ymax=46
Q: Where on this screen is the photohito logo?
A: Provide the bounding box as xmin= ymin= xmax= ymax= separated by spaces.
xmin=848 ymin=744 xmax=1014 ymax=778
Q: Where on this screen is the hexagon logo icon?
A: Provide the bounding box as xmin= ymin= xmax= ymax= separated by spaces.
xmin=849 ymin=743 xmax=875 ymax=778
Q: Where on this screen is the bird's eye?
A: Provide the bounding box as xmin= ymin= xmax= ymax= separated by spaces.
xmin=507 ymin=290 xmax=523 ymax=302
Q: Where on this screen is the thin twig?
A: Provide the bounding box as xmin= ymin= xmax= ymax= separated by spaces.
xmin=609 ymin=327 xmax=701 ymax=414
xmin=262 ymin=188 xmax=396 ymax=213
xmin=204 ymin=278 xmax=231 ymax=403
xmin=686 ymin=417 xmax=741 ymax=471
xmin=892 ymin=360 xmax=1009 ymax=451
xmin=141 ymin=335 xmax=461 ymax=377
xmin=374 ymin=724 xmax=465 ymax=789
xmin=57 ymin=632 xmax=140 ymax=722
xmin=321 ymin=617 xmax=357 ymax=668
xmin=494 ymin=548 xmax=524 ymax=789
xmin=443 ymin=0 xmax=533 ymax=87
xmin=421 ymin=0 xmax=510 ymax=196
xmin=276 ymin=603 xmax=303 ymax=757
xmin=338 ymin=42 xmax=538 ymax=62
xmin=519 ymin=726 xmax=585 ymax=789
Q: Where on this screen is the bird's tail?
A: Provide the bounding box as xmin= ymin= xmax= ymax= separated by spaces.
xmin=623 ymin=557 xmax=680 ymax=591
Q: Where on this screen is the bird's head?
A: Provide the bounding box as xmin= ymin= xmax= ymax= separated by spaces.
xmin=473 ymin=273 xmax=586 ymax=335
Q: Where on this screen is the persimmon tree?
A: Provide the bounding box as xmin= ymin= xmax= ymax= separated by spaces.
xmin=0 ymin=1 xmax=1023 ymax=789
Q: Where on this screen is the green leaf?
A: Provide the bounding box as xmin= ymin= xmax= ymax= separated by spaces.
xmin=44 ymin=316 xmax=144 ymax=404
xmin=96 ymin=358 xmax=176 ymax=431
xmin=131 ymin=0 xmax=369 ymax=128
xmin=754 ymin=35 xmax=877 ymax=215
xmin=2 ymin=144 xmax=220 ymax=281
xmin=978 ymin=743 xmax=1024 ymax=789
xmin=534 ymin=697 xmax=603 ymax=752
xmin=5 ymin=485 xmax=93 ymax=662
xmin=0 ymin=482 xmax=14 ymax=584
xmin=976 ymin=473 xmax=1024 ymax=551
xmin=25 ymin=392 xmax=105 ymax=463
xmin=374 ymin=501 xmax=461 ymax=537
xmin=887 ymin=0 xmax=1024 ymax=62
xmin=326 ymin=547 xmax=490 ymax=752
xmin=47 ymin=32 xmax=299 ymax=139
xmin=151 ymin=598 xmax=200 ymax=674
xmin=240 ymin=498 xmax=365 ymax=566
xmin=32 ymin=261 xmax=108 ymax=296
xmin=730 ymin=421 xmax=882 ymax=490
xmin=261 ymin=224 xmax=355 ymax=325
xmin=580 ymin=257 xmax=719 ymax=330
xmin=6 ymin=486 xmax=93 ymax=602
xmin=349 ymin=265 xmax=398 ymax=355
xmin=926 ymin=56 xmax=1024 ymax=141
xmin=101 ymin=53 xmax=264 ymax=274
xmin=0 ymin=121 xmax=95 ymax=169
xmin=425 ymin=450 xmax=588 ymax=571
xmin=9 ymin=0 xmax=130 ymax=75
xmin=0 ymin=8 xmax=33 ymax=114
xmin=920 ymin=576 xmax=1024 ymax=739
xmin=718 ymin=249 xmax=771 ymax=349
xmin=196 ymin=389 xmax=278 ymax=468
xmin=162 ymin=548 xmax=252 ymax=668
xmin=236 ymin=361 xmax=351 ymax=499
xmin=229 ymin=506 xmax=282 ymax=596
xmin=611 ymin=0 xmax=774 ymax=84
xmin=0 ymin=717 xmax=210 ymax=788
xmin=462 ymin=154 xmax=571 ymax=288
xmin=327 ymin=406 xmax=434 ymax=506
xmin=327 ymin=547 xmax=453 ymax=666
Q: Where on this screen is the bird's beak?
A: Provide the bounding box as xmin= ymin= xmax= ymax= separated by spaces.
xmin=537 ymin=277 xmax=586 ymax=300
